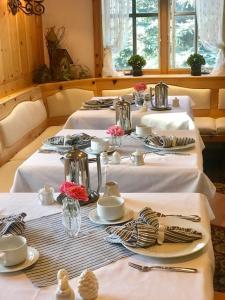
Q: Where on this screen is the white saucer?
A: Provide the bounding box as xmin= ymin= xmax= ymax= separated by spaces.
xmin=89 ymin=207 xmax=134 ymax=225
xmin=85 ymin=146 xmax=116 ymax=155
xmin=0 ymin=246 xmax=39 ymax=273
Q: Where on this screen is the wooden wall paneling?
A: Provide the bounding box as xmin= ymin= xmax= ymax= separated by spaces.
xmin=8 ymin=12 xmax=21 ymax=81
xmin=0 ymin=2 xmax=5 ymax=86
xmin=0 ymin=0 xmax=44 ymax=99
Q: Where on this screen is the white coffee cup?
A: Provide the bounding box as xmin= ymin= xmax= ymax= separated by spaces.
xmin=97 ymin=196 xmax=125 ymax=221
xmin=136 ymin=124 xmax=152 ymax=137
xmin=0 ymin=235 xmax=27 ymax=267
xmin=38 ymin=185 xmax=55 ymax=205
xmin=91 ymin=138 xmax=109 ymax=152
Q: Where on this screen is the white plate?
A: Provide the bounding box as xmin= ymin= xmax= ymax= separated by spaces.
xmin=0 ymin=246 xmax=39 ymax=273
xmin=123 ymin=217 xmax=209 ymax=258
xmin=84 ymin=146 xmax=116 ymax=155
xmin=145 ymin=142 xmax=195 ymax=152
xmin=89 ymin=207 xmax=134 ymax=225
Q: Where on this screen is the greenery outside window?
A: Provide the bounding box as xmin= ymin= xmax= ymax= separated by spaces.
xmin=107 ymin=0 xmax=218 ymax=73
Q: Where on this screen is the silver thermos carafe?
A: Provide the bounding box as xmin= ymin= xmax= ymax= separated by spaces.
xmin=115 ymin=98 xmax=132 ymax=133
xmin=61 ymin=149 xmax=102 ymax=202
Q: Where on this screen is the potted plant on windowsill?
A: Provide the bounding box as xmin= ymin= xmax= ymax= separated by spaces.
xmin=128 ymin=54 xmax=146 ymax=76
xmin=186 ymin=53 xmax=206 ymax=76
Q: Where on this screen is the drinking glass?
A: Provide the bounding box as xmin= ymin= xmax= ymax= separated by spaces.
xmin=62 ymin=197 xmax=81 ymax=238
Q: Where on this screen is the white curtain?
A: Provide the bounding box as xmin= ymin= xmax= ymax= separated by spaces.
xmin=101 ymin=0 xmax=130 ymax=77
xmin=196 ymin=0 xmax=225 ymax=75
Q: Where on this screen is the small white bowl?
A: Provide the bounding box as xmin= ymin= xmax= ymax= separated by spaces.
xmin=97 ymin=196 xmax=125 ymax=221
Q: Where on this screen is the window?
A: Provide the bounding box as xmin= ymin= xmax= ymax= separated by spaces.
xmin=108 ymin=0 xmax=218 ymax=72
xmin=170 ymin=0 xmax=217 ymax=69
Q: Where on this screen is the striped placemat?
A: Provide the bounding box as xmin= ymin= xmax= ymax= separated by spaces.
xmin=24 ymin=204 xmax=133 ymax=287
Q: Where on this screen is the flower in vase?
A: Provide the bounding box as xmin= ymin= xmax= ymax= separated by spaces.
xmin=59 ymin=181 xmax=89 ymax=203
xmin=133 ymin=82 xmax=147 ymax=92
xmin=106 ymin=125 xmax=125 ymax=137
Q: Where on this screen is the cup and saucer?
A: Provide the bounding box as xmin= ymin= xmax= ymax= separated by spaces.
xmin=88 ymin=196 xmax=134 ymax=225
xmin=131 ymin=124 xmax=152 ymax=139
xmin=0 ymin=235 xmax=39 ymax=273
xmin=85 ymin=138 xmax=115 ymax=155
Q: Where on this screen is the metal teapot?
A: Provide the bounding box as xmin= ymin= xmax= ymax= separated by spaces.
xmin=150 ymin=82 xmax=169 ymax=109
xmin=115 ymin=98 xmax=132 ymax=133
xmin=60 ymin=149 xmax=102 ymax=202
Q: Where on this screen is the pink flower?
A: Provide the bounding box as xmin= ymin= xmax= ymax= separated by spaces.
xmin=133 ymin=82 xmax=147 ymax=92
xmin=106 ymin=125 xmax=125 ymax=137
xmin=59 ymin=181 xmax=89 ymax=202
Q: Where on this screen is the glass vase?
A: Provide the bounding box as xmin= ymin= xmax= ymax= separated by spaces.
xmin=134 ymin=91 xmax=145 ymax=107
xmin=111 ymin=136 xmax=122 ymax=148
xmin=62 ymin=197 xmax=81 ymax=238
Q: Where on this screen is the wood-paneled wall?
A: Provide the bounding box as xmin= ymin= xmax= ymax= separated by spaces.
xmin=0 ymin=0 xmax=44 ymax=98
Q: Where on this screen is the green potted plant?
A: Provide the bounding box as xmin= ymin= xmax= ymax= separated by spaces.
xmin=186 ymin=53 xmax=206 ymax=76
xmin=128 ymin=54 xmax=146 ymax=76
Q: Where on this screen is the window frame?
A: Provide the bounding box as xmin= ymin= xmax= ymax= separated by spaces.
xmin=93 ymin=0 xmax=198 ymax=76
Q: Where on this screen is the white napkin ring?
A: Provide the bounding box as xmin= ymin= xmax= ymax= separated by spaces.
xmin=157 ymin=224 xmax=165 ymax=245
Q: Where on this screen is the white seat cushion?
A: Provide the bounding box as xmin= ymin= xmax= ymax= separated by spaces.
xmin=0 ymin=160 xmax=23 ymax=192
xmin=168 ymin=85 xmax=210 ymax=109
xmin=216 ymin=117 xmax=225 ymax=134
xmin=11 ymin=126 xmax=62 ymax=161
xmin=102 ymin=88 xmax=134 ymax=96
xmin=194 ymin=117 xmax=216 ymax=135
xmin=0 ymin=100 xmax=47 ymax=148
xmin=47 ymin=89 xmax=94 ymax=117
xmin=218 ymin=89 xmax=225 ymax=109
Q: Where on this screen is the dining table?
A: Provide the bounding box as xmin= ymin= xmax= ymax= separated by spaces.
xmin=63 ymin=96 xmax=194 ymax=130
xmin=0 ymin=192 xmax=214 ymax=300
xmin=10 ymin=129 xmax=216 ymax=207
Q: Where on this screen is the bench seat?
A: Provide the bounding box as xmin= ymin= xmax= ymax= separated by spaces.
xmin=11 ymin=125 xmax=62 ymax=161
xmin=195 ymin=117 xmax=225 ymax=142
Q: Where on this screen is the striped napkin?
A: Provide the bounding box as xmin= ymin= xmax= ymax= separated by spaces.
xmin=106 ymin=207 xmax=202 ymax=248
xmin=145 ymin=135 xmax=195 ymax=148
xmin=0 ymin=213 xmax=26 ymax=236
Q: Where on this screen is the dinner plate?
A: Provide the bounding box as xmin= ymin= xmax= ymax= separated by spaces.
xmin=84 ymin=146 xmax=116 ymax=155
xmin=0 ymin=246 xmax=39 ymax=273
xmin=89 ymin=207 xmax=134 ymax=225
xmin=145 ymin=142 xmax=195 ymax=152
xmin=123 ymin=217 xmax=209 ymax=258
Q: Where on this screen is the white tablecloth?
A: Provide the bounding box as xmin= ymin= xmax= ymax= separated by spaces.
xmin=64 ymin=96 xmax=194 ymax=130
xmin=11 ymin=129 xmax=216 ymax=204
xmin=0 ymin=193 xmax=214 ymax=300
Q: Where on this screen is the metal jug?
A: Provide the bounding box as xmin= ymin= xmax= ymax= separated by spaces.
xmin=115 ymin=98 xmax=132 ymax=133
xmin=60 ymin=149 xmax=102 ymax=202
xmin=150 ymin=82 xmax=168 ymax=109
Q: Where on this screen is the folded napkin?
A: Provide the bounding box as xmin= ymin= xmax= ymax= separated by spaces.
xmin=45 ymin=133 xmax=92 ymax=148
xmin=106 ymin=207 xmax=202 ymax=248
xmin=0 ymin=212 xmax=26 ymax=236
xmin=145 ymin=135 xmax=195 ymax=148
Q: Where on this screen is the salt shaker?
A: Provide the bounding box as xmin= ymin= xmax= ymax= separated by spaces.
xmin=54 ymin=269 xmax=75 ymax=300
xmin=111 ymin=151 xmax=121 ymax=164
xmin=139 ymin=101 xmax=148 ymax=112
xmin=100 ymin=151 xmax=109 ymax=165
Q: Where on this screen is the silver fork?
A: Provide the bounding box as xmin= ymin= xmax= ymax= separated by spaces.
xmin=128 ymin=262 xmax=198 ymax=273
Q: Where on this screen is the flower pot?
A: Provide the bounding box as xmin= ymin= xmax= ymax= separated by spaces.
xmin=132 ymin=68 xmax=143 ymax=76
xmin=191 ymin=64 xmax=202 ymax=76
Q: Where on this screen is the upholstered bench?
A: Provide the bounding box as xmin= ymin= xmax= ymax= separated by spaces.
xmin=195 ymin=117 xmax=225 ymax=142
xmin=0 ymin=99 xmax=62 ymax=192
